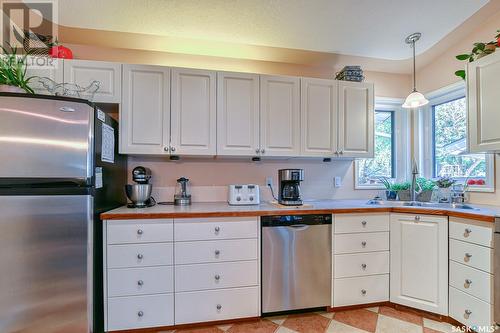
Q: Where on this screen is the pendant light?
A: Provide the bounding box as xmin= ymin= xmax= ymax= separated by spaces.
xmin=402 ymin=32 xmax=429 ymax=109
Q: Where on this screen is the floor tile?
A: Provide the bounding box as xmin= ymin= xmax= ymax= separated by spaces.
xmin=423 ymin=328 xmax=442 ymax=333
xmin=266 ymin=315 xmax=288 ymax=325
xmin=422 ymin=318 xmax=454 ymax=333
xmin=375 ymin=315 xmax=423 ymax=333
xmin=174 ymin=326 xmax=225 ymax=333
xmin=379 ymin=306 xmax=423 ymax=326
xmin=326 ymin=319 xmax=370 ymax=333
xmin=276 ymin=327 xmax=298 ymax=333
xmin=216 ymin=324 xmax=233 ymax=332
xmin=226 ymin=319 xmax=278 ymax=333
xmin=366 ymin=307 xmax=379 ymax=313
xmin=282 ymin=313 xmax=331 ymax=333
xmin=333 ymin=309 xmax=378 ymax=333
xmin=316 ymin=311 xmax=335 ymax=319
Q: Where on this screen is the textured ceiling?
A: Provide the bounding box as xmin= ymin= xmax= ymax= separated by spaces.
xmin=57 ymin=0 xmax=488 ymax=60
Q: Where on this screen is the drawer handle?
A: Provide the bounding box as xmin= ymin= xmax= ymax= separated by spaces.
xmin=415 ymin=215 xmax=421 ymax=221
xmin=214 ymin=274 xmax=221 ymax=281
xmin=214 ymin=249 xmax=220 ymax=256
xmin=361 ymin=221 xmax=367 ymax=226
xmin=137 ymin=280 xmax=144 ymax=286
xmin=464 ymin=253 xmax=472 ymax=261
xmin=216 ymin=304 xmax=222 ymax=310
xmin=214 ymin=226 xmax=221 ymax=233
xmin=464 ymin=228 xmax=472 ymax=237
xmin=137 ymin=311 xmax=144 ymax=317
xmin=464 ymin=279 xmax=472 ymax=288
xmin=361 ymin=263 xmax=367 ymax=270
xmin=137 ymin=253 xmax=144 ymax=260
xmin=137 ymin=229 xmax=143 ymax=235
xmin=361 ymin=289 xmax=367 ymax=295
xmin=464 ymin=309 xmax=472 ymax=318
xmin=361 ymin=241 xmax=367 ymax=247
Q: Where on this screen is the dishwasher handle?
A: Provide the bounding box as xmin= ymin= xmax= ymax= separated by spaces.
xmin=287 ymin=224 xmax=309 ymax=230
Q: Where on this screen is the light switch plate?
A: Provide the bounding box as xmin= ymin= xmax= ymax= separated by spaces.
xmin=334 ymin=176 xmax=342 ymax=188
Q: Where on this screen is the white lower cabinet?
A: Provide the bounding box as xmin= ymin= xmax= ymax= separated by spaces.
xmin=390 ymin=214 xmax=448 ymax=315
xmin=107 ymin=266 xmax=174 ymax=297
xmin=334 ymin=274 xmax=389 ymax=307
xmin=449 ymin=288 xmax=493 ymax=330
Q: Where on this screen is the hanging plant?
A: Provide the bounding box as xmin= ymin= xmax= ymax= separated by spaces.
xmin=455 ymin=29 xmax=500 ymax=80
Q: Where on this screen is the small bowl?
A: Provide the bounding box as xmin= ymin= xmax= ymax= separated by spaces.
xmin=125 ymin=184 xmax=152 ymax=207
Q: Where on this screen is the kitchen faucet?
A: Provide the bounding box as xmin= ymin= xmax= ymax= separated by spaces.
xmin=410 ymin=158 xmax=420 ymax=202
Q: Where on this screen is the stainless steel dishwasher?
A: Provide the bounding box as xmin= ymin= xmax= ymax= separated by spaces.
xmin=262 ymin=214 xmax=332 ymax=313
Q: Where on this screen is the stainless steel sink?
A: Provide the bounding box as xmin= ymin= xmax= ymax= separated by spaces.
xmin=366 ymin=200 xmax=478 ymax=210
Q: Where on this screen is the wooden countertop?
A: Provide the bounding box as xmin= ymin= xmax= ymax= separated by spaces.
xmin=101 ymin=200 xmax=500 ymax=223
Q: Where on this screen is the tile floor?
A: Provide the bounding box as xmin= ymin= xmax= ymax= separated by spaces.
xmin=157 ymin=306 xmax=462 ymax=333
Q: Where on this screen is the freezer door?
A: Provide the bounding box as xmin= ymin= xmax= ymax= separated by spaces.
xmin=0 ymin=195 xmax=92 ymax=333
xmin=0 ymin=95 xmax=93 ymax=181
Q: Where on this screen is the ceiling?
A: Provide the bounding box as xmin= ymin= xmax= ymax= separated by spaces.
xmin=57 ymin=0 xmax=488 ymax=60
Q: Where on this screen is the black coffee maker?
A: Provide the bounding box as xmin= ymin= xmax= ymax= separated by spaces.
xmin=278 ymin=169 xmax=304 ymax=206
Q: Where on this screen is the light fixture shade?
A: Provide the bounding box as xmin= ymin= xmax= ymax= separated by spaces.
xmin=402 ymin=90 xmax=429 ymax=109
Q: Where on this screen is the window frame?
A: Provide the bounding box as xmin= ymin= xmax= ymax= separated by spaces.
xmin=354 ymin=98 xmax=410 ymax=189
xmin=418 ymin=82 xmax=495 ymax=192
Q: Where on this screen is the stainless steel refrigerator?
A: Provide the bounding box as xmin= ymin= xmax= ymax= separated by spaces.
xmin=0 ymin=93 xmax=126 ymax=333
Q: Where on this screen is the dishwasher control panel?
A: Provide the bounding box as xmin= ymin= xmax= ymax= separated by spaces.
xmin=261 ymin=214 xmax=332 ymax=227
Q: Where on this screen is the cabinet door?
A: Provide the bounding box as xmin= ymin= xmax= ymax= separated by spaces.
xmin=171 ymin=68 xmax=216 ymax=155
xmin=467 ymin=51 xmax=500 ymax=152
xmin=63 ymin=59 xmax=121 ymax=103
xmin=300 ymin=78 xmax=338 ymax=156
xmin=338 ymin=81 xmax=374 ymax=158
xmin=260 ymin=75 xmax=300 ymax=157
xmin=25 ymin=57 xmax=63 ymax=95
xmin=390 ymin=214 xmax=448 ymax=315
xmin=217 ymin=72 xmax=260 ymax=156
xmin=120 ymin=64 xmax=170 ymax=154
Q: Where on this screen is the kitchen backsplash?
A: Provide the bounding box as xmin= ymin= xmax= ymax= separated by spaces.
xmin=127 ymin=156 xmax=381 ymax=202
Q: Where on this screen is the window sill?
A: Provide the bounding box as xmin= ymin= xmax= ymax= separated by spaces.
xmin=466 ymin=186 xmax=495 ymax=193
xmin=355 ymin=185 xmax=386 ymax=190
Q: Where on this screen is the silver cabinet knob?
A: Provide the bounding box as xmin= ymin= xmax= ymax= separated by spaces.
xmin=216 ymin=304 xmax=222 ymax=310
xmin=170 ymin=147 xmax=176 ymax=152
xmin=464 ymin=279 xmax=472 ymax=288
xmin=214 ymin=226 xmax=221 ymax=233
xmin=361 ymin=289 xmax=367 ymax=295
xmin=464 ymin=309 xmax=472 ymax=318
xmin=137 ymin=311 xmax=144 ymax=317
xmin=214 ymin=249 xmax=220 ymax=256
xmin=464 ymin=228 xmax=472 ymax=236
xmin=465 ymin=253 xmax=472 ymax=260
xmin=261 ymin=149 xmax=265 ymax=154
xmin=361 ymin=241 xmax=367 ymax=247
xmin=214 ymin=274 xmax=221 ymax=281
xmin=137 ymin=253 xmax=144 ymax=260
xmin=164 ymin=147 xmax=169 ymax=152
xmin=255 ymin=148 xmax=260 ymax=154
xmin=137 ymin=280 xmax=144 ymax=286
xmin=361 ymin=221 xmax=367 ymax=226
xmin=361 ymin=263 xmax=367 ymax=270
xmin=415 ymin=215 xmax=421 ymax=221
xmin=137 ymin=229 xmax=143 ymax=235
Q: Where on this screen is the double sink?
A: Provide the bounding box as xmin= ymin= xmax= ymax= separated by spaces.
xmin=366 ymin=199 xmax=478 ymax=210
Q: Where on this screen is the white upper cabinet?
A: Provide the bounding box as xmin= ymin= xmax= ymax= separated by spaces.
xmin=260 ymin=75 xmax=301 ymax=157
xmin=338 ymin=81 xmax=374 ymax=158
xmin=217 ymin=72 xmax=260 ymax=156
xmin=120 ymin=64 xmax=170 ymax=155
xmin=467 ymin=51 xmax=500 ymax=153
xmin=64 ymin=59 xmax=122 ymax=103
xmin=390 ymin=214 xmax=448 ymax=315
xmin=300 ymin=78 xmax=338 ymax=156
xmin=25 ymin=57 xmax=63 ymax=95
xmin=171 ymin=68 xmax=217 ymax=156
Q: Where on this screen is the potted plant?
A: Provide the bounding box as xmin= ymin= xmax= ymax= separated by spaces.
xmin=0 ymin=45 xmax=35 ymax=93
xmin=434 ymin=176 xmax=456 ymax=203
xmin=416 ymin=177 xmax=436 ymax=202
xmin=380 ymin=177 xmax=397 ymax=201
xmin=455 ymin=29 xmax=500 ymax=80
xmin=392 ymin=182 xmax=411 ymax=201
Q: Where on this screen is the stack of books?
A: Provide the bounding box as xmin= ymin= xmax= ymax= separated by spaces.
xmin=335 ymin=66 xmax=364 ymax=82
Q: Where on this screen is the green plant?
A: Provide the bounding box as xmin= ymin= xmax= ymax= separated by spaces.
xmin=416 ymin=177 xmax=436 ymax=192
xmin=391 ymin=182 xmax=410 ymax=191
xmin=435 ymin=176 xmax=456 ymax=189
xmin=0 ymin=45 xmax=34 ymax=93
xmin=379 ymin=177 xmax=393 ymax=190
xmin=455 ymin=29 xmax=500 ymax=80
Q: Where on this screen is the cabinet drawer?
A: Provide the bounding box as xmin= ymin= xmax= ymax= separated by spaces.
xmin=107 ymin=266 xmax=174 ymax=297
xmin=334 ymin=214 xmax=389 ymax=234
xmin=334 ymin=251 xmax=389 ymax=278
xmin=175 ymin=239 xmax=258 ymax=264
xmin=175 ymin=286 xmax=259 ymax=324
xmin=107 ymin=243 xmax=173 ymax=269
xmin=450 ymin=239 xmax=493 ymax=273
xmin=175 ymin=217 xmax=258 ymax=241
xmin=334 ymin=232 xmax=389 ymax=254
xmin=449 ymin=219 xmax=493 ymax=248
xmin=449 ymin=287 xmax=493 ymax=329
xmin=107 ymin=219 xmax=173 ymax=244
xmin=334 ymin=274 xmax=389 ymax=307
xmin=107 ymin=294 xmax=174 ymax=331
xmin=449 ymin=260 xmax=493 ymax=303
xmin=175 ymin=260 xmax=258 ymax=292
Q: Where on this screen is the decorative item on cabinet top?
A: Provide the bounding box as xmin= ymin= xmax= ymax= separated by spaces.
xmin=36 ymin=76 xmax=101 ymax=101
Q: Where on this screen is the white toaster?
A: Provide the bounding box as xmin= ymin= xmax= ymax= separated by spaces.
xmin=228 ymin=184 xmax=260 ymax=205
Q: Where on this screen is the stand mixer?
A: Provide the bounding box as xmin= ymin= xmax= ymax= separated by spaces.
xmin=125 ymin=166 xmax=155 ymax=208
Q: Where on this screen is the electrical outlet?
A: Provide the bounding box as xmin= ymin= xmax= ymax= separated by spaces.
xmin=266 ymin=177 xmax=273 ymax=187
xmin=334 ymin=176 xmax=342 ymax=188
